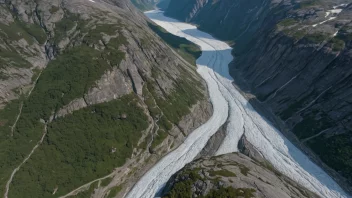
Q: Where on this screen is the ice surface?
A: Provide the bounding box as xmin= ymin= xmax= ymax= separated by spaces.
xmin=125 ymin=10 xmax=350 ymax=198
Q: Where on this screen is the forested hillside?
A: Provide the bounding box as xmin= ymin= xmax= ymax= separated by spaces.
xmin=0 ymin=0 xmax=211 ymax=197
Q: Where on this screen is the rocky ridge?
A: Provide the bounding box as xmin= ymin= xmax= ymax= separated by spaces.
xmin=162 ymin=152 xmax=319 ymax=198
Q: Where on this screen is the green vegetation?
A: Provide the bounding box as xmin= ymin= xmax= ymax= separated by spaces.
xmin=306 ymin=33 xmax=329 ymax=43
xmin=164 ymin=168 xmax=202 ymax=198
xmin=216 ymin=160 xmax=250 ymax=176
xmin=144 ymin=65 xmax=204 ymax=148
xmin=70 ymin=181 xmax=98 ymax=198
xmin=0 ymin=20 xmax=46 ymax=45
xmin=308 ymin=133 xmax=352 ymax=185
xmin=0 ymin=22 xmax=33 ymax=44
xmin=148 ymin=22 xmax=201 ymax=65
xmin=0 ymin=8 xmax=205 ymax=198
xmin=258 ymin=161 xmax=282 ymax=177
xmin=281 ymin=27 xmax=306 ymax=41
xmin=278 ymin=18 xmax=297 ymax=27
xmin=0 ymin=71 xmax=8 ymax=80
xmin=205 ymin=187 xmax=256 ymax=198
xmin=239 ymin=165 xmax=250 ymax=176
xmin=0 ymin=47 xmax=31 ymax=68
xmin=107 ymin=185 xmax=122 ymax=198
xmin=142 ymin=85 xmax=162 ymax=118
xmin=20 ymin=22 xmax=47 ymax=44
xmin=329 ymin=38 xmax=345 ymax=51
xmin=23 ymin=46 xmax=112 ymax=120
xmin=49 ymin=6 xmax=60 ymax=14
xmin=209 ymin=169 xmax=236 ymax=177
xmin=53 ymin=13 xmax=79 ymax=42
xmin=9 ymin=94 xmax=148 ymax=197
xmin=0 ymin=13 xmax=128 ymax=196
xmin=151 ymin=129 xmax=169 ymax=150
xmin=83 ymin=24 xmax=119 ymax=45
xmin=337 ymin=26 xmax=352 ymax=41
xmin=164 ymin=166 xmax=255 ymax=198
xmin=147 ymin=76 xmax=203 ymax=124
xmin=101 ymin=177 xmax=114 ymax=187
xmin=31 ymin=68 xmax=41 ymax=82
xmin=0 ymin=98 xmax=23 ymax=136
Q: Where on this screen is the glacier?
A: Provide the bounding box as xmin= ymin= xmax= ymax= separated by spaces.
xmin=125 ymin=10 xmax=349 ymax=198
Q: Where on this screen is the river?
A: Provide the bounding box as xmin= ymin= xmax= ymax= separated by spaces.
xmin=125 ymin=10 xmax=349 ymax=198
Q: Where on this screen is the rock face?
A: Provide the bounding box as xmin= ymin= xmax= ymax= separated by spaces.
xmin=165 ymin=0 xmax=352 ymax=189
xmin=162 ymin=153 xmax=319 ymax=198
xmin=0 ymin=0 xmax=212 ymax=197
xmin=130 ymin=0 xmax=159 ymax=10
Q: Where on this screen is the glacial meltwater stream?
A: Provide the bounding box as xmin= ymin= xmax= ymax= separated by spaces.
xmin=126 ymin=10 xmax=349 ymax=198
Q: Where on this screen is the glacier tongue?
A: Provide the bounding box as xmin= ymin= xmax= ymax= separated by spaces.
xmin=125 ymin=10 xmax=349 ymax=198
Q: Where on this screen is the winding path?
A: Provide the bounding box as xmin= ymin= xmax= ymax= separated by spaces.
xmin=4 ymin=124 xmax=47 ymax=198
xmin=125 ymin=10 xmax=349 ymax=198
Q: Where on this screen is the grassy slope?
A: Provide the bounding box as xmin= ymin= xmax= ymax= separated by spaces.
xmin=9 ymin=94 xmax=148 ymax=197
xmin=144 ymin=22 xmax=204 ymax=150
xmin=164 ymin=167 xmax=255 ymax=198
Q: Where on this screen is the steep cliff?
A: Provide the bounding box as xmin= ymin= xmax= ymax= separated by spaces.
xmin=0 ymin=0 xmax=212 ymax=197
xmin=162 ymin=153 xmax=318 ymax=198
xmin=165 ymin=0 xmax=352 ymax=192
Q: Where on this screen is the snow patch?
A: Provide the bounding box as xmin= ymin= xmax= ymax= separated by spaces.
xmin=315 ymin=4 xmax=345 ymax=27
xmin=333 ymin=31 xmax=339 ymax=37
xmin=312 ymin=17 xmax=336 ymax=27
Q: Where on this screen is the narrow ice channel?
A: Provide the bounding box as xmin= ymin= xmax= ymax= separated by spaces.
xmin=125 ymin=10 xmax=350 ymax=198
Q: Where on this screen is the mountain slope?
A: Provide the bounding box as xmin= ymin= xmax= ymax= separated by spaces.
xmin=0 ymin=0 xmax=212 ymax=197
xmin=165 ymin=0 xmax=352 ymax=193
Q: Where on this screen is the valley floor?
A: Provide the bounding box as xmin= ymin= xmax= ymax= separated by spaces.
xmin=126 ymin=10 xmax=349 ymax=198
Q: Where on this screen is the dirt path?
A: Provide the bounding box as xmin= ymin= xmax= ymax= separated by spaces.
xmin=59 ymin=172 xmax=116 ymax=198
xmin=4 ymin=124 xmax=47 ymax=198
xmin=10 ymin=103 xmax=23 ymax=137
xmin=10 ymin=70 xmax=43 ymax=137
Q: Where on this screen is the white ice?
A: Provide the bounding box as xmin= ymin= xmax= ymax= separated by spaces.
xmin=312 ymin=17 xmax=336 ymax=27
xmin=125 ymin=10 xmax=350 ymax=198
xmin=334 ymin=31 xmax=339 ymax=37
xmin=333 ymin=4 xmax=348 ymax=9
xmin=315 ymin=5 xmax=344 ymax=27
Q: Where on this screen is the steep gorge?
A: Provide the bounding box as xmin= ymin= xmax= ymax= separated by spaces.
xmin=165 ymin=0 xmax=352 ymax=193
